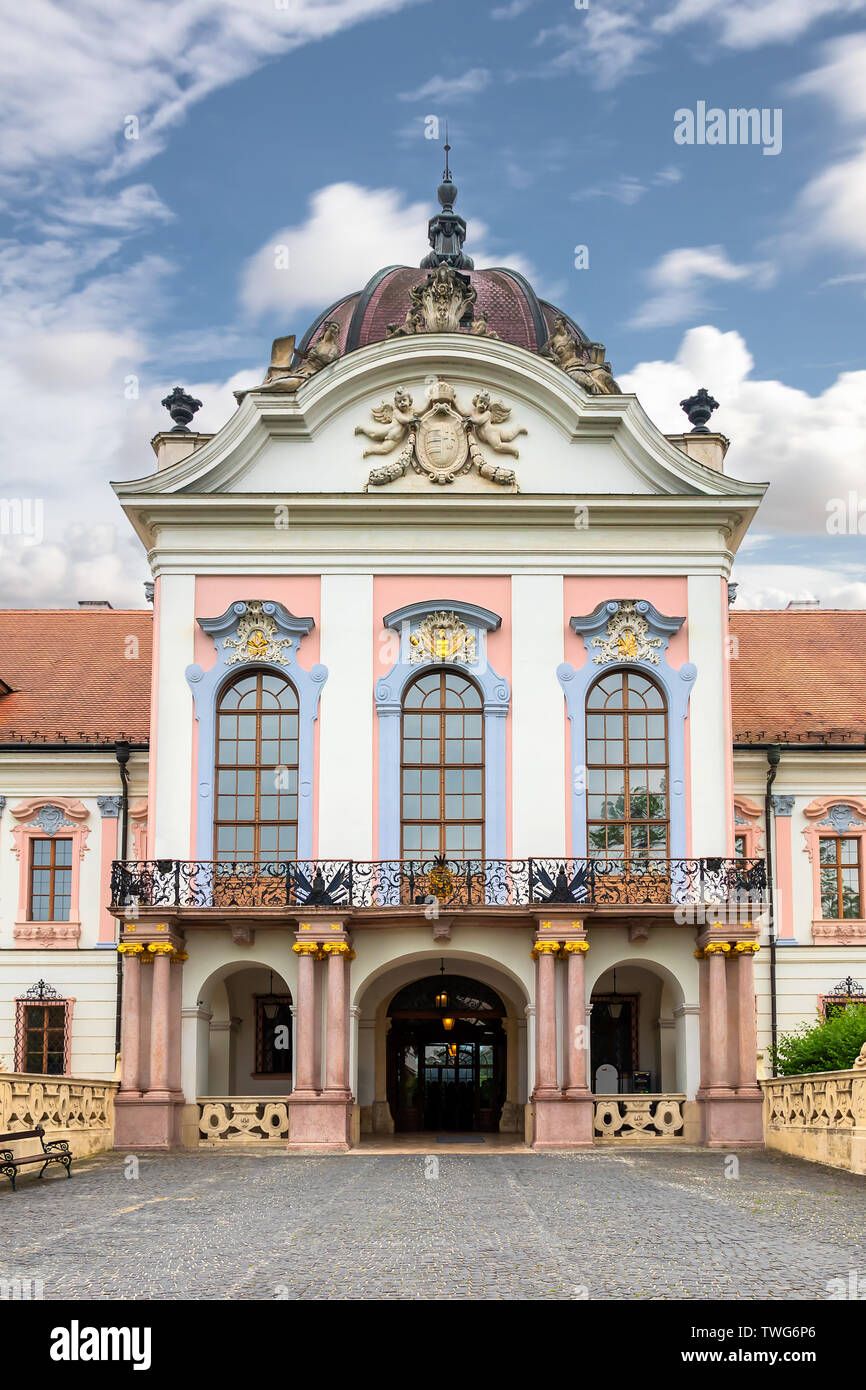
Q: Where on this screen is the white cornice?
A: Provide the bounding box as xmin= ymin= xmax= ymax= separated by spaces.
xmin=113 ymin=335 xmax=767 ymax=506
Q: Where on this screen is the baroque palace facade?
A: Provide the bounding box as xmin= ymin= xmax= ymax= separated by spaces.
xmin=2 ymin=169 xmax=865 ymax=1151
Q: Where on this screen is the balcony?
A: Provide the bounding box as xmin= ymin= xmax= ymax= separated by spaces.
xmin=110 ymin=856 xmax=767 ymax=914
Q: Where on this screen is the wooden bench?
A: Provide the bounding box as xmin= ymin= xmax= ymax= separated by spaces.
xmin=0 ymin=1126 xmax=72 ymax=1192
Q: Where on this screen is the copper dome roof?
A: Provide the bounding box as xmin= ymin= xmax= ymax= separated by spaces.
xmin=293 ymin=154 xmax=589 ymax=364
xmin=294 ymin=265 xmax=588 ymax=362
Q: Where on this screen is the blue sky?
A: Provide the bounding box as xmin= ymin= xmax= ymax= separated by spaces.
xmin=1 ymin=0 xmax=866 ymax=607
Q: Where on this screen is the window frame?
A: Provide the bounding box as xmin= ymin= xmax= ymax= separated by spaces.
xmin=400 ymin=668 xmax=485 ymax=862
xmin=28 ymin=836 xmax=74 ymax=922
xmin=585 ymin=669 xmax=670 ymax=861
xmin=213 ymin=668 xmax=300 ymax=864
xmin=818 ymin=835 xmax=862 ymax=921
xmin=14 ymin=990 xmax=72 ymax=1074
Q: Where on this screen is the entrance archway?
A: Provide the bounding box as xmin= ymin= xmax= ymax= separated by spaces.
xmin=387 ymin=974 xmax=506 ymax=1132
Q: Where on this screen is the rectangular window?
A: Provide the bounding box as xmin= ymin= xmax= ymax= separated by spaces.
xmin=734 ymin=834 xmax=746 ymax=862
xmin=254 ymin=996 xmax=293 ymax=1075
xmin=29 ymin=838 xmax=73 ymax=921
xmin=19 ymin=1003 xmax=68 ymax=1074
xmin=819 ymin=837 xmax=862 ymax=919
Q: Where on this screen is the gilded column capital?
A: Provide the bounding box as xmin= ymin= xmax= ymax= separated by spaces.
xmin=292 ymin=941 xmax=320 ymax=956
xmin=694 ymin=948 xmax=706 ymax=960
xmin=118 ymin=942 xmax=144 ymax=957
xmin=170 ymin=950 xmax=189 ymax=964
xmin=321 ymin=941 xmax=351 ymax=956
xmin=733 ymin=942 xmax=760 ymax=955
xmin=532 ymin=940 xmax=562 ymax=958
xmin=147 ymin=942 xmax=175 ymax=955
xmin=704 ymin=941 xmax=731 ymax=955
xmin=561 ymin=941 xmax=589 ymax=955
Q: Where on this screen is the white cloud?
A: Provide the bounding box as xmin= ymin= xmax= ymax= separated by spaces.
xmin=490 ymin=0 xmax=537 ymax=17
xmin=621 ymin=324 xmax=866 ymax=536
xmin=239 ymin=181 xmax=539 ymax=319
xmin=629 ymin=246 xmax=771 ymax=329
xmin=0 ymin=0 xmax=426 ymax=192
xmin=733 ymin=565 xmax=866 ymax=609
xmin=534 ymin=6 xmax=654 ymax=89
xmin=398 ymin=68 xmax=491 ymax=102
xmin=656 ymin=0 xmax=866 ymax=49
xmin=43 ymin=185 xmax=174 ymax=232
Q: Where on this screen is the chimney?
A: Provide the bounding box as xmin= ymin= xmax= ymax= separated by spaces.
xmin=78 ymin=600 xmax=113 ymax=609
xmin=786 ymin=599 xmax=820 ymax=610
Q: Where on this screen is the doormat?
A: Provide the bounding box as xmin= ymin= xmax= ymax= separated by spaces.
xmin=435 ymin=1135 xmax=485 ymax=1144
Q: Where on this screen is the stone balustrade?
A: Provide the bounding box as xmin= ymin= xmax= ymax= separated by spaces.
xmin=198 ymin=1097 xmax=290 ymax=1144
xmin=0 ymin=1072 xmax=118 ymax=1157
xmin=761 ymin=1066 xmax=866 ymax=1175
xmin=593 ymin=1093 xmax=699 ymax=1142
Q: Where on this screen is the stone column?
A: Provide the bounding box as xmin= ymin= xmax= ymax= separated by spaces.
xmin=168 ymin=951 xmax=186 ymax=1095
xmin=705 ymin=944 xmax=730 ymax=1091
xmin=563 ymin=942 xmax=590 ymax=1096
xmin=292 ymin=943 xmax=319 ymax=1097
xmin=533 ymin=942 xmax=560 ymax=1097
xmin=323 ymin=943 xmax=351 ymax=1096
xmin=119 ymin=944 xmax=144 ymax=1096
xmin=735 ymin=944 xmax=761 ymax=1092
xmin=147 ymin=943 xmax=174 ymax=1097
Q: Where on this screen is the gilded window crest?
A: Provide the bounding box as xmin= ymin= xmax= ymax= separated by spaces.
xmin=223 ymin=601 xmax=293 ymax=666
xmin=408 ymin=612 xmax=476 ymax=666
xmin=591 ymin=601 xmax=662 ymax=666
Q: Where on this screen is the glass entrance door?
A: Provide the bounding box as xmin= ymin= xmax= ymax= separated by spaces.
xmin=390 ymin=1027 xmax=502 ymax=1132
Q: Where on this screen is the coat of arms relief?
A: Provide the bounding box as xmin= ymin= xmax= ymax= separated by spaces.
xmin=223 ymin=600 xmax=292 ymax=666
xmin=355 ymin=378 xmax=526 ymax=488
xmin=591 ymin=601 xmax=662 ymax=665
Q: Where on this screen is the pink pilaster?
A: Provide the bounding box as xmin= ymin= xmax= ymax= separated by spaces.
xmin=531 ymin=935 xmax=592 ymax=1151
xmin=288 ymin=936 xmax=352 ymax=1152
xmin=773 ymin=813 xmax=795 ymax=939
xmin=291 ymin=945 xmax=319 ymax=1097
xmin=534 ymin=945 xmax=559 ymax=1097
xmin=119 ymin=946 xmax=143 ymax=1096
xmin=706 ymin=947 xmax=729 ymax=1091
xmin=735 ymin=947 xmax=761 ymax=1092
xmin=114 ymin=938 xmax=185 ymax=1150
xmin=564 ymin=944 xmax=590 ymax=1095
xmin=324 ymin=946 xmax=350 ymax=1096
xmin=98 ymin=809 xmax=120 ymax=944
xmin=148 ymin=946 xmax=173 ymax=1097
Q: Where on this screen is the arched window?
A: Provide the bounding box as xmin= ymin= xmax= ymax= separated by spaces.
xmin=215 ymin=670 xmax=299 ymax=863
xmin=401 ymin=670 xmax=484 ymax=860
xmin=586 ymin=670 xmax=668 ymax=860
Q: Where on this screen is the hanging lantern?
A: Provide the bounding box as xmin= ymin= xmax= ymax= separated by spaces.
xmin=442 ymin=1016 xmax=455 ymax=1032
xmin=608 ymin=968 xmax=624 ymax=1021
xmin=435 ymin=958 xmax=449 ymax=1012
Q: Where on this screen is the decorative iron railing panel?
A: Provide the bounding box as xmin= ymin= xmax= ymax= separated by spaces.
xmin=111 ymin=856 xmax=766 ymax=912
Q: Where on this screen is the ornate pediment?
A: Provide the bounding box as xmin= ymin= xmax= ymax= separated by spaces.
xmin=356 ymin=377 xmax=525 ymax=489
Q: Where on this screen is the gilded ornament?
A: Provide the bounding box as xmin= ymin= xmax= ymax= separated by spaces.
xmin=408 ymin=612 xmax=476 ymax=666
xmin=591 ymin=601 xmax=663 ymax=667
xmin=223 ymin=601 xmax=292 ymax=667
xmin=561 ymin=941 xmax=590 ymax=954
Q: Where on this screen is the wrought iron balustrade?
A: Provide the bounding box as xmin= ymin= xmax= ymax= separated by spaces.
xmin=110 ymin=856 xmax=766 ymax=912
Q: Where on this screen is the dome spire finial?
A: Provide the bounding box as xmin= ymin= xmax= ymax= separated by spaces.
xmin=420 ymin=128 xmax=474 ymax=270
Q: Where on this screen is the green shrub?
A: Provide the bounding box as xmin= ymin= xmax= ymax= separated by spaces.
xmin=772 ymin=1002 xmax=866 ymax=1076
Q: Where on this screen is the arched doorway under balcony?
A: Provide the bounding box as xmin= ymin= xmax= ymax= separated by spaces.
xmin=387 ymin=974 xmax=506 ymax=1132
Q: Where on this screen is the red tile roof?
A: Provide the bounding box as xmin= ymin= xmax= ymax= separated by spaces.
xmin=730 ymin=610 xmax=866 ymax=745
xmin=0 ymin=610 xmax=152 ymax=745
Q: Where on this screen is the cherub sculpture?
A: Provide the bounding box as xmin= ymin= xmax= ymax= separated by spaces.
xmin=470 ymin=310 xmax=500 ymax=340
xmin=353 ymin=387 xmax=417 ymax=457
xmin=463 ymin=390 xmax=526 ymax=458
xmin=386 ymin=307 xmax=425 ymax=338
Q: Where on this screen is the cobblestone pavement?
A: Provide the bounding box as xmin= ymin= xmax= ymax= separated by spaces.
xmin=1 ymin=1146 xmax=864 ymax=1300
